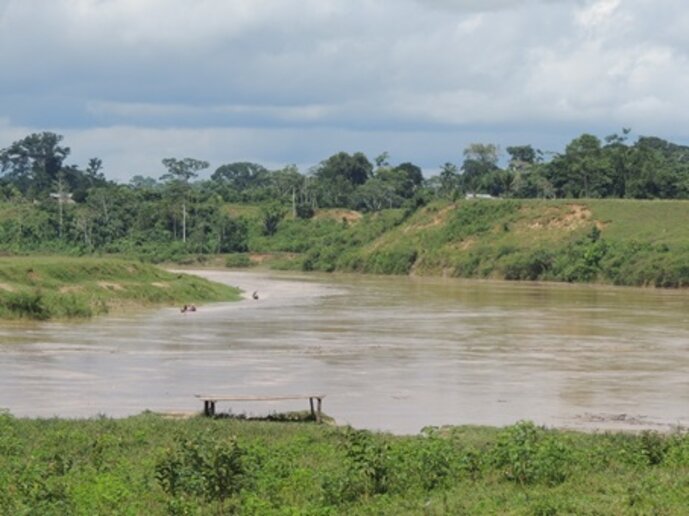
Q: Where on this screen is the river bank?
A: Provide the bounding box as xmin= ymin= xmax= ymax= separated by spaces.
xmin=1 ymin=411 xmax=687 ymax=514
xmin=241 ymin=199 xmax=689 ymax=289
xmin=0 ymin=257 xmax=241 ymax=320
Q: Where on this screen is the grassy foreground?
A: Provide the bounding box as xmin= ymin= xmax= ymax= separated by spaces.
xmin=1 ymin=413 xmax=689 ymax=514
xmin=0 ymin=257 xmax=240 ymax=319
xmin=246 ymin=199 xmax=689 ymax=288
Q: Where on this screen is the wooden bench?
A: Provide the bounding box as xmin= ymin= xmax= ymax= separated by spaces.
xmin=195 ymin=394 xmax=326 ymax=422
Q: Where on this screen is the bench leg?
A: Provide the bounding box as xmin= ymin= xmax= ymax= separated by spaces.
xmin=203 ymin=401 xmax=216 ymax=417
xmin=316 ymin=397 xmax=322 ymax=423
xmin=309 ymin=397 xmax=315 ymax=420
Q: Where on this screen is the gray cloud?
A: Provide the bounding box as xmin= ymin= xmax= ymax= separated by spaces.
xmin=2 ymin=0 xmax=689 ymax=179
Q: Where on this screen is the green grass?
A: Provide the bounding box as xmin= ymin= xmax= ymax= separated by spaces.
xmin=253 ymin=199 xmax=689 ymax=287
xmin=1 ymin=414 xmax=689 ymax=514
xmin=0 ymin=256 xmax=241 ymax=320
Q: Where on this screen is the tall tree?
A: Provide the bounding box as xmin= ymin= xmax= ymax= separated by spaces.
xmin=211 ymin=162 xmax=269 ymax=191
xmin=549 ymin=134 xmax=610 ymax=198
xmin=462 ymin=143 xmax=500 ymax=194
xmin=49 ymin=171 xmax=72 ymax=239
xmin=438 ymin=162 xmax=460 ymax=199
xmin=314 ymin=152 xmax=373 ymax=207
xmin=0 ymin=132 xmax=70 ymax=198
xmin=160 ymin=158 xmax=209 ymax=243
xmin=506 ymin=145 xmax=538 ymax=171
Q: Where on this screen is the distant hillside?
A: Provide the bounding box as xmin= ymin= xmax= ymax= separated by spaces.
xmin=253 ymin=200 xmax=689 ymax=288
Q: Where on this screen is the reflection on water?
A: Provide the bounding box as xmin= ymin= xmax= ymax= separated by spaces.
xmin=1 ymin=269 xmax=689 ymax=434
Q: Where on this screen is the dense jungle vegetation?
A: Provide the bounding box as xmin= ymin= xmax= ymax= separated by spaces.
xmin=3 ymin=130 xmax=689 ymax=287
xmin=2 ymin=412 xmax=689 ymax=514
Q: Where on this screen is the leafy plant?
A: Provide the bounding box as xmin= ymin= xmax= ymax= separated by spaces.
xmin=156 ymin=434 xmax=249 ymax=503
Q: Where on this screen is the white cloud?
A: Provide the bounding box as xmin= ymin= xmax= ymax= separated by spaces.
xmin=575 ymin=0 xmax=621 ymax=28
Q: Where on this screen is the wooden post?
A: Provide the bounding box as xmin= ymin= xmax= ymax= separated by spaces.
xmin=316 ymin=397 xmax=322 ymax=423
xmin=309 ymin=397 xmax=315 ymax=420
xmin=209 ymin=401 xmax=216 ymax=417
xmin=203 ymin=400 xmax=210 ymax=417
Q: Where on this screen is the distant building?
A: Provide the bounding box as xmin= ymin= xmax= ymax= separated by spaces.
xmin=465 ymin=193 xmax=495 ymax=200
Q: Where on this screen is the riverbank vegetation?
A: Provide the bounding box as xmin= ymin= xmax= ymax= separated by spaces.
xmin=1 ymin=412 xmax=688 ymax=514
xmin=0 ymin=257 xmax=240 ymax=320
xmin=234 ymin=198 xmax=689 ymax=288
xmin=4 ymin=131 xmax=689 ymax=288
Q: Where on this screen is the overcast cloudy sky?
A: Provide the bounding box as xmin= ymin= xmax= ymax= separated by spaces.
xmin=1 ymin=0 xmax=688 ymax=181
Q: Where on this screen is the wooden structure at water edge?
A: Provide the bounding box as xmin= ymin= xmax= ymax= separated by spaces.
xmin=195 ymin=394 xmax=326 ymax=422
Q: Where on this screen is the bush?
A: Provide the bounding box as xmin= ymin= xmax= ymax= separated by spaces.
xmin=156 ymin=434 xmax=249 ymax=503
xmin=491 ymin=421 xmax=571 ymax=486
xmin=338 ymin=429 xmax=391 ymax=498
xmin=502 ymin=248 xmax=554 ymax=280
xmin=224 ymin=253 xmax=254 ymax=268
xmin=364 ymin=248 xmax=418 ymax=275
xmin=2 ymin=289 xmax=50 ymax=319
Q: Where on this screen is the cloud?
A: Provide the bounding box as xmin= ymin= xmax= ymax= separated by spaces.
xmin=576 ymin=0 xmax=621 ymax=27
xmin=2 ymin=0 xmax=689 ymax=179
xmin=416 ymin=0 xmax=574 ymax=12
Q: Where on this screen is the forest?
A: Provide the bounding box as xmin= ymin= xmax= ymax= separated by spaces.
xmin=1 ymin=129 xmax=689 ymax=260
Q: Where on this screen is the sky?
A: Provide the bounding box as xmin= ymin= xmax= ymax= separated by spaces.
xmin=1 ymin=0 xmax=689 ymax=182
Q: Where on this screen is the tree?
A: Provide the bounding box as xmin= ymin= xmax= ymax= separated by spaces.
xmin=0 ymin=132 xmax=70 ymax=198
xmin=464 ymin=143 xmax=499 ymax=165
xmin=438 ymin=162 xmax=460 ymax=199
xmin=261 ymin=203 xmax=286 ymax=236
xmin=211 ymin=162 xmax=269 ymax=192
xmin=602 ymin=129 xmax=633 ymax=198
xmin=160 ymin=158 xmax=209 ymax=243
xmin=374 ymin=151 xmax=390 ymax=168
xmin=354 ymin=177 xmax=401 ymax=211
xmin=395 ymin=162 xmax=423 ymax=187
xmin=269 ymin=165 xmax=305 ymax=211
xmin=549 ymin=134 xmax=610 ymax=198
xmin=316 ymin=152 xmax=372 ymax=186
xmin=506 ymin=145 xmax=539 ymax=172
xmin=462 ymin=143 xmax=500 ymax=194
xmin=129 ymin=175 xmax=159 ymax=190
xmin=314 ymin=152 xmax=373 ymax=207
xmin=85 ymin=158 xmax=105 ymax=185
xmin=49 ymin=171 xmax=72 ymax=239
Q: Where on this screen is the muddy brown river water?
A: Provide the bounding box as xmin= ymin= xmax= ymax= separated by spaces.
xmin=1 ymin=269 xmax=689 ymax=434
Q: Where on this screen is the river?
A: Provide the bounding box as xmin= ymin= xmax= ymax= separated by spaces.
xmin=1 ymin=269 xmax=689 ymax=434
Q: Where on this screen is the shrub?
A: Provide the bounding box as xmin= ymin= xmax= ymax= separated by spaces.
xmin=155 ymin=434 xmax=249 ymax=503
xmin=324 ymin=430 xmax=391 ymax=502
xmin=2 ymin=289 xmax=50 ymax=319
xmin=502 ymin=248 xmax=554 ymax=280
xmin=224 ymin=253 xmax=253 ymax=268
xmin=365 ymin=248 xmax=418 ymax=275
xmin=491 ymin=421 xmax=571 ymax=486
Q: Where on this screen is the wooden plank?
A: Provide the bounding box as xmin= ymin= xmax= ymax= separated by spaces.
xmin=195 ymin=395 xmax=325 ymax=402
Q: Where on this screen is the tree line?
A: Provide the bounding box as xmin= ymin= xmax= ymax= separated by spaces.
xmin=1 ymin=129 xmax=688 ymax=257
